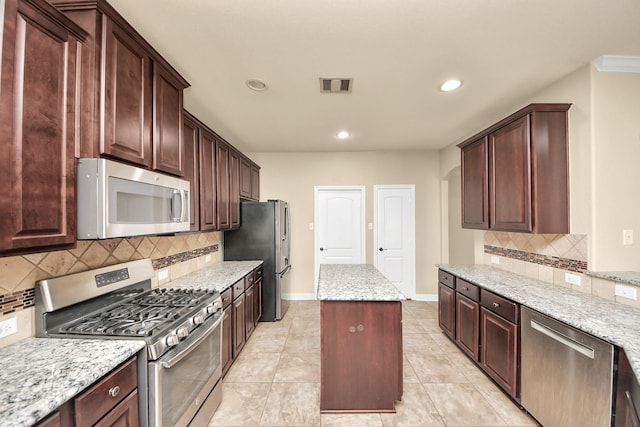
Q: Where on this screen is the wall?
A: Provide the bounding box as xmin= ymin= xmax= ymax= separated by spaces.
xmin=247 ymin=151 xmax=442 ymax=299
xmin=0 ymin=231 xmax=222 ymax=348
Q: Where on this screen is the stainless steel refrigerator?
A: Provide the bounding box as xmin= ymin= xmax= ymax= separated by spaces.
xmin=223 ymin=200 xmax=291 ymax=321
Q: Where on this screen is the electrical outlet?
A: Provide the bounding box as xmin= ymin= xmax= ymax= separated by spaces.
xmin=491 ymin=256 xmax=500 ymax=265
xmin=205 ymin=255 xmax=212 ymax=263
xmin=0 ymin=317 xmax=18 ymax=339
xmin=615 ymin=284 xmax=637 ymax=300
xmin=623 ymin=229 xmax=634 ymax=245
xmin=565 ymin=273 xmax=582 ymax=286
xmin=158 ymin=269 xmax=169 ymax=280
xmin=309 ymin=223 xmax=314 ymax=230
xmin=368 ymin=223 xmax=373 ymax=230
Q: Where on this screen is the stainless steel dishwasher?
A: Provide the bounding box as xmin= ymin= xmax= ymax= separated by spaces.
xmin=521 ymin=306 xmax=614 ymax=427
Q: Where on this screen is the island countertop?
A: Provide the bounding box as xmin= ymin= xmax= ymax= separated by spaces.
xmin=316 ymin=264 xmax=405 ymax=301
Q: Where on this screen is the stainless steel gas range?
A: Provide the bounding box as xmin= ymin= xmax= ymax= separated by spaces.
xmin=34 ymin=259 xmax=223 ymax=427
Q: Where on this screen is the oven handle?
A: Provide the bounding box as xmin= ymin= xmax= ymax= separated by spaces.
xmin=162 ymin=312 xmax=223 ymax=369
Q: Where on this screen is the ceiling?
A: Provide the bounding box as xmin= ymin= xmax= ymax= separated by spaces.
xmin=108 ymin=0 xmax=640 ymax=153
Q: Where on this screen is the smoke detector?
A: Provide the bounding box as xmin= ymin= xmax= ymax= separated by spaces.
xmin=320 ymin=78 xmax=353 ymax=93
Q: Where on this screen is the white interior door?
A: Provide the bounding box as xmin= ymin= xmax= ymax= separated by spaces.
xmin=314 ymin=186 xmax=365 ymax=291
xmin=374 ymin=185 xmax=416 ymax=298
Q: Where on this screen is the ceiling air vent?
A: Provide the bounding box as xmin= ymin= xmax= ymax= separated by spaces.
xmin=320 ymin=78 xmax=353 ymax=93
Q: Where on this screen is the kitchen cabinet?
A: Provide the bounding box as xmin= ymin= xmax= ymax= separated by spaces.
xmin=480 ymin=290 xmax=519 ymax=400
xmin=221 ymin=287 xmax=233 ymax=377
xmin=615 ymin=349 xmax=640 ymax=427
xmin=199 ymin=127 xmax=218 ymax=231
xmin=245 ymin=280 xmax=256 ymax=338
xmin=458 ymin=103 xmax=571 ymax=233
xmin=0 ymin=0 xmax=86 ymax=255
xmin=183 ymin=112 xmax=201 ymax=231
xmin=49 ymin=0 xmax=189 ymax=176
xmin=229 ymin=149 xmax=241 ymax=228
xmin=253 ymin=268 xmax=263 ymax=325
xmin=455 ymin=279 xmax=480 ymax=362
xmin=232 ymin=279 xmax=246 ymax=357
xmin=216 ymin=139 xmax=231 ymax=229
xmin=437 ymin=271 xmax=456 ymax=340
xmin=240 ymin=156 xmax=260 ymax=201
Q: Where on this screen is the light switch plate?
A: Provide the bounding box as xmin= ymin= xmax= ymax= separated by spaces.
xmin=615 ymin=284 xmax=637 ymax=300
xmin=205 ymin=255 xmax=212 ymax=263
xmin=565 ymin=273 xmax=581 ymax=286
xmin=0 ymin=317 xmax=18 ymax=339
xmin=623 ymin=229 xmax=634 ymax=245
xmin=491 ymin=256 xmax=500 ymax=265
xmin=158 ymin=269 xmax=169 ymax=280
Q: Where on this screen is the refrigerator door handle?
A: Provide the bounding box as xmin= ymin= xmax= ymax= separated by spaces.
xmin=279 ymin=265 xmax=292 ymax=277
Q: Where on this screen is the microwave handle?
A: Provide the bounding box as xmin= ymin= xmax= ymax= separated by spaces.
xmin=180 ymin=189 xmax=187 ymax=223
xmin=171 ymin=190 xmax=182 ymax=223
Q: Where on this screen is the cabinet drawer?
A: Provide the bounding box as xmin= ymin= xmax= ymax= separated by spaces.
xmin=246 ymin=271 xmax=256 ymax=285
xmin=481 ymin=290 xmax=518 ymax=324
xmin=232 ymin=279 xmax=245 ymax=300
xmin=75 ymin=357 xmax=137 ymax=427
xmin=221 ymin=287 xmax=233 ymax=309
xmin=438 ymin=270 xmax=455 ymax=289
xmin=456 ymin=279 xmax=479 ymax=302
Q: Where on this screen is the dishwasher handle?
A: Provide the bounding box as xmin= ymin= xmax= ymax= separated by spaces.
xmin=530 ymin=319 xmax=595 ymax=359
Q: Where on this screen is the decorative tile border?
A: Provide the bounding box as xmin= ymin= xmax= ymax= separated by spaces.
xmin=152 ymin=244 xmax=219 ymax=270
xmin=485 ymin=245 xmax=588 ymax=273
xmin=0 ymin=289 xmax=35 ymax=316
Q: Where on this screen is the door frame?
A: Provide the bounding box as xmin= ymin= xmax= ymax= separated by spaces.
xmin=314 ymin=185 xmax=366 ymax=292
xmin=373 ymin=184 xmax=416 ymax=299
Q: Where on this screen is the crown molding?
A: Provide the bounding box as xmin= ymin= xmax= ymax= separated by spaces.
xmin=592 ymin=55 xmax=640 ymax=73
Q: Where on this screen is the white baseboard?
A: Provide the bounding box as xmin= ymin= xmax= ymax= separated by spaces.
xmin=411 ymin=294 xmax=438 ymax=302
xmin=283 ymin=293 xmax=317 ymax=300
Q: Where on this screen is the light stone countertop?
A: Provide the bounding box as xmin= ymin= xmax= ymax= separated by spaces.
xmin=165 ymin=260 xmax=263 ymax=292
xmin=588 ymin=270 xmax=640 ymax=287
xmin=316 ymin=264 xmax=406 ymax=301
xmin=0 ymin=338 xmax=145 ymax=427
xmin=438 ymin=264 xmax=640 ymax=382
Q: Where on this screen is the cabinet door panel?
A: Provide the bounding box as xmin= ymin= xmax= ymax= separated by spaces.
xmin=216 ymin=140 xmax=230 ymax=229
xmin=102 ymin=20 xmax=152 ymax=167
xmin=461 ymin=137 xmax=488 ymax=229
xmin=199 ymin=130 xmax=217 ymax=230
xmin=239 ymin=157 xmax=252 ymax=199
xmin=0 ymin=0 xmax=79 ymax=251
xmin=183 ymin=113 xmax=200 ymax=231
xmin=221 ymin=306 xmax=233 ymax=376
xmin=245 ymin=284 xmax=255 ymax=338
xmin=251 ymin=166 xmax=260 ymax=200
xmin=480 ymin=307 xmax=518 ymax=398
xmin=489 ymin=116 xmax=531 ymax=231
xmin=438 ymin=283 xmax=455 ymax=340
xmin=153 ymin=66 xmax=183 ymax=176
xmin=455 ymin=294 xmax=479 ymax=361
xmin=254 ymin=278 xmax=263 ymax=324
xmin=229 ymin=149 xmax=241 ymax=228
xmin=232 ymin=295 xmax=246 ymax=357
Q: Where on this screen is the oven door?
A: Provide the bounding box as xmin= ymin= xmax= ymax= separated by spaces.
xmin=148 ymin=312 xmax=223 ymax=427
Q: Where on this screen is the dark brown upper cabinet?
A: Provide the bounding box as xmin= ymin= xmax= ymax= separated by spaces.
xmin=183 ymin=112 xmax=201 ymax=232
xmin=0 ymin=0 xmax=86 ymax=254
xmin=458 ymin=103 xmax=571 ymax=234
xmin=240 ymin=156 xmax=260 ymax=201
xmin=216 ymin=139 xmax=231 ymax=230
xmin=50 ymin=0 xmax=189 ymax=176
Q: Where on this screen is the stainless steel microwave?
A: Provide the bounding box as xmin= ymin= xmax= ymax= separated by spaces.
xmin=77 ymin=158 xmax=190 ymax=239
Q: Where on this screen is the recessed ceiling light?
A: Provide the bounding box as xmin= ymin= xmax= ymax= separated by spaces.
xmin=246 ymin=79 xmax=268 ymax=91
xmin=336 ymin=131 xmax=350 ymax=139
xmin=440 ymin=79 xmax=462 ymax=92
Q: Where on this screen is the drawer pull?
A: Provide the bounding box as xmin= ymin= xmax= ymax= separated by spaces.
xmin=108 ymin=385 xmax=120 ymax=398
xmin=493 ymin=302 xmax=500 ymax=308
xmin=462 ymin=287 xmax=469 ymax=291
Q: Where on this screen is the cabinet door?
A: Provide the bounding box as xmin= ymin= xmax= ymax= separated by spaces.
xmin=94 ymin=390 xmax=139 ymax=427
xmin=489 ymin=116 xmax=532 ymax=232
xmin=455 ymin=294 xmax=480 ymax=361
xmin=199 ymin=129 xmax=217 ymax=230
xmin=615 ymin=349 xmax=640 ymax=427
xmin=245 ymin=283 xmax=255 ymax=338
xmin=102 ymin=18 xmax=153 ymax=167
xmin=232 ymin=294 xmax=246 ymax=357
xmin=461 ymin=137 xmax=489 ymax=229
xmin=480 ymin=307 xmax=519 ymax=399
xmin=229 ymin=149 xmax=241 ymax=228
xmin=153 ymin=65 xmax=184 ymax=176
xmin=239 ymin=157 xmax=252 ymax=199
xmin=438 ymin=283 xmax=455 ymax=340
xmin=216 ymin=140 xmax=230 ymax=229
xmin=0 ymin=0 xmax=81 ymax=252
xmin=251 ymin=165 xmax=260 ymax=201
xmin=254 ymin=278 xmax=263 ymax=325
xmin=221 ymin=306 xmax=233 ymax=376
xmin=183 ymin=113 xmax=200 ymax=231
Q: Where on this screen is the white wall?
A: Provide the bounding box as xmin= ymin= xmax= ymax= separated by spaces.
xmin=247 ymin=151 xmax=442 ymax=298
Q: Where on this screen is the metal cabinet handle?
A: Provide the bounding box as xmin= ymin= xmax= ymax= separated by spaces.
xmin=462 ymin=287 xmax=469 ymax=291
xmin=492 ymin=302 xmax=500 ymax=308
xmin=108 ymin=385 xmax=120 ymax=398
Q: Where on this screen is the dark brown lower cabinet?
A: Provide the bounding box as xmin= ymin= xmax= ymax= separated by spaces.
xmin=232 ymin=293 xmax=246 ymax=357
xmin=615 ymin=349 xmax=640 ymax=427
xmin=320 ymin=301 xmax=402 ymax=413
xmin=438 ymin=282 xmax=456 ymax=340
xmin=455 ymin=294 xmax=480 ymax=361
xmin=245 ymin=283 xmax=255 ymax=338
xmin=254 ymin=277 xmax=263 ymax=325
xmin=480 ymin=306 xmax=519 ymax=399
xmin=221 ymin=304 xmax=233 ymax=376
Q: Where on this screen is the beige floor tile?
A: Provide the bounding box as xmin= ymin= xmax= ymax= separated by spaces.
xmin=423 ymin=383 xmax=505 ymax=426
xmin=254 ymin=320 xmax=293 ymax=335
xmin=474 ymin=383 xmax=539 ymax=426
xmin=274 ymin=352 xmax=320 ymax=383
xmin=243 ymin=332 xmax=289 ymax=353
xmin=321 ymin=413 xmax=383 ymax=426
xmin=224 ymin=352 xmax=281 ymax=383
xmin=208 ymin=382 xmax=271 ymax=426
xmin=429 ymin=332 xmax=464 ymax=353
xmin=417 ymin=318 xmax=444 ymax=334
xmin=379 ymin=383 xmax=445 ymax=427
xmin=260 ymin=382 xmax=321 ymax=426
xmin=289 ymin=317 xmax=321 ymax=335
xmin=402 ymin=318 xmax=426 ymax=334
xmin=403 ymin=333 xmax=440 ymax=353
xmin=402 ymin=355 xmax=420 ymax=384
xmin=445 ymin=352 xmax=495 ymax=385
xmin=283 ymin=333 xmax=320 ymax=353
xmin=406 ymin=352 xmax=470 ymax=384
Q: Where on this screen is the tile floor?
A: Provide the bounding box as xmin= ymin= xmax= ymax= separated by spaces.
xmin=208 ymin=300 xmax=539 ymax=427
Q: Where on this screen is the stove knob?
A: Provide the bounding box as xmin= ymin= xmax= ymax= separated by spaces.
xmin=177 ymin=326 xmax=190 ymax=338
xmin=166 ymin=334 xmax=180 ymax=347
xmin=193 ymin=314 xmax=205 ymax=325
xmin=206 ymin=304 xmax=217 ymax=315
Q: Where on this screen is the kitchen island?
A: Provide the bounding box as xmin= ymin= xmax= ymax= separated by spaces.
xmin=317 ymin=264 xmax=405 ymax=413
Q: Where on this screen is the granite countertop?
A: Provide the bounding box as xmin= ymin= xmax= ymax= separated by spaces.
xmin=166 ymin=260 xmax=263 ymax=292
xmin=588 ymin=270 xmax=640 ymax=287
xmin=317 ymin=264 xmax=405 ymax=301
xmin=0 ymin=338 xmax=145 ymax=427
xmin=438 ymin=264 xmax=640 ymax=381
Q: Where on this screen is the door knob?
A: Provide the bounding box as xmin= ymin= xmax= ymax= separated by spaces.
xmin=379 ymin=248 xmax=385 ymax=252
xmin=320 ymin=247 xmax=325 ymax=251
